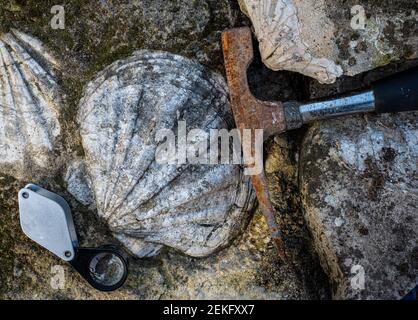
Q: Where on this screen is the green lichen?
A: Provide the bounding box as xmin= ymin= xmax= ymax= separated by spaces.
xmin=372 ymin=53 xmax=393 ymax=68
xmin=0 ymin=176 xmax=20 ymax=298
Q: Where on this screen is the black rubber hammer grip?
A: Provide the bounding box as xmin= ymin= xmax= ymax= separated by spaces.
xmin=374 ymin=66 xmax=418 ymax=114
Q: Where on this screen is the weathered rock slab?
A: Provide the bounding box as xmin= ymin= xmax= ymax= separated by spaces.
xmin=300 ymin=112 xmax=418 ymax=299
xmin=239 ymin=0 xmax=418 ymax=83
xmin=0 ymin=175 xmax=310 ymax=300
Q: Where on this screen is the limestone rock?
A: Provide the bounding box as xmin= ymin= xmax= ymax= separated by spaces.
xmin=77 ymin=51 xmax=256 ymax=258
xmin=0 ymin=29 xmax=61 ymax=179
xmin=300 ymin=112 xmax=418 ymax=299
xmin=239 ymin=0 xmax=418 ymax=83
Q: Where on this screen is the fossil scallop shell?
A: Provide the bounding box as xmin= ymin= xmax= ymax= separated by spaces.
xmin=77 ymin=51 xmax=255 ymax=257
xmin=239 ymin=0 xmax=343 ymax=84
xmin=0 ymin=29 xmax=61 ymax=178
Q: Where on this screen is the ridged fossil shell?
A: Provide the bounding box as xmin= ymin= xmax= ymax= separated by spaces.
xmin=239 ymin=0 xmax=343 ymax=84
xmin=0 ymin=29 xmax=61 ymax=178
xmin=76 ymin=51 xmax=255 ymax=257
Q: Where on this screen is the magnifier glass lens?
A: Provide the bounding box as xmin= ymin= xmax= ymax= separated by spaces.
xmin=89 ymin=252 xmax=126 ymax=287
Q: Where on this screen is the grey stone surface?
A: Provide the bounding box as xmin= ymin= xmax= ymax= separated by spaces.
xmin=0 ymin=176 xmax=312 ymax=300
xmin=0 ymin=29 xmax=61 ymax=180
xmin=76 ymin=50 xmax=256 ymax=258
xmin=239 ymin=0 xmax=418 ymax=83
xmin=299 ymin=112 xmax=418 ymax=299
xmin=1 ymin=0 xmax=416 ymax=301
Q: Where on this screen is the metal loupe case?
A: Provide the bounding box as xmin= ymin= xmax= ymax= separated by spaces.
xmin=18 ymin=184 xmax=128 ymax=292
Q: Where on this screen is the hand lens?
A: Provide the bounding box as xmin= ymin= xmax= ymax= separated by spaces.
xmin=18 ymin=184 xmax=128 ymax=292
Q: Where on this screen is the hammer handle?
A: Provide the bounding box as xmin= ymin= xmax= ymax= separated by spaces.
xmin=292 ymin=66 xmax=418 ymax=128
xmin=373 ymin=66 xmax=418 ymax=113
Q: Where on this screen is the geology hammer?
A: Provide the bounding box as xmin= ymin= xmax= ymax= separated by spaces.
xmin=221 ymin=27 xmax=418 ymax=260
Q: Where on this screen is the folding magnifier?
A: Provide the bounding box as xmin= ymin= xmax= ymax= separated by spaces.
xmin=18 ymin=184 xmax=129 ymax=292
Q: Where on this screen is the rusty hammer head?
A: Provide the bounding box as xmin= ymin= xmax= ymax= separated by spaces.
xmin=221 ymin=27 xmax=289 ymax=141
